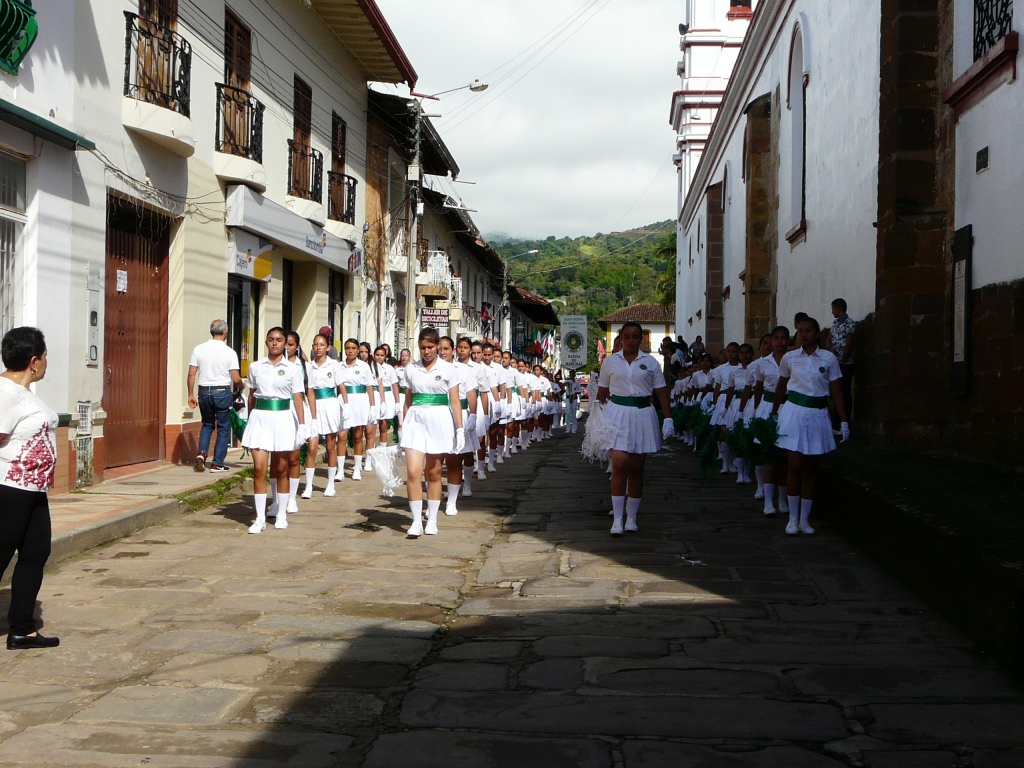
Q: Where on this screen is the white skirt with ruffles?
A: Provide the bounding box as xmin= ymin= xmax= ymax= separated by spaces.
xmin=242 ymin=406 xmax=301 ymax=453
xmin=709 ymin=395 xmax=730 ymax=426
xmin=399 ymin=404 xmax=457 ymax=455
xmin=343 ymin=392 xmax=371 ymax=429
xmin=313 ymin=396 xmax=344 ymax=434
xmin=601 ymin=401 xmax=662 ymax=454
xmin=775 ymin=400 xmax=836 ymax=455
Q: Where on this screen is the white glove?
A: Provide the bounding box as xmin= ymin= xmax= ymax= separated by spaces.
xmin=840 ymin=422 xmax=851 ymax=443
xmin=296 ymin=423 xmax=309 ymax=442
xmin=662 ymin=418 xmax=675 ymax=440
xmin=340 ymin=402 xmax=349 ymax=419
xmin=494 ymin=401 xmax=505 ymax=419
xmin=454 ymin=428 xmax=465 ymax=454
xmin=466 ymin=413 xmax=477 ymax=433
xmin=397 ymin=408 xmax=404 ymax=427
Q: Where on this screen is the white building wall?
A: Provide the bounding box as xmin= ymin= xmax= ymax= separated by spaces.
xmin=951 ymin=0 xmax=1024 ymax=288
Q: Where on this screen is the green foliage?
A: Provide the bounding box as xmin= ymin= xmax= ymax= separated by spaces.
xmin=494 ymin=222 xmax=676 ymax=369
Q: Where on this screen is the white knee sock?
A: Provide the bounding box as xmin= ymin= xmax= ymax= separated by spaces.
xmin=425 ymin=499 xmax=441 ymax=533
xmin=253 ymin=493 xmax=267 ymax=524
xmin=777 ymin=486 xmax=788 ymax=512
xmin=408 ymin=499 xmax=423 ymax=534
xmin=463 ymin=472 xmax=472 ymax=494
xmin=754 ymin=466 xmax=765 ymax=492
xmin=734 ymin=458 xmax=746 ymax=481
xmin=287 ymin=479 xmax=299 ymax=509
xmin=304 ymin=467 xmax=315 ymax=490
xmin=763 ymin=482 xmax=776 ymax=506
xmin=787 ymin=495 xmax=801 ymax=523
xmin=445 ymin=484 xmax=460 ymax=513
xmin=625 ymin=496 xmax=641 ymax=524
xmin=339 ymin=455 xmax=347 ymax=476
xmin=611 ymin=495 xmax=626 ymax=524
xmin=800 ymin=498 xmax=813 ymax=524
xmin=354 ymin=455 xmax=363 ymax=471
xmin=327 ymin=466 xmax=337 ymax=485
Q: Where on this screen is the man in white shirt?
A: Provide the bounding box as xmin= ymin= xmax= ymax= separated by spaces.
xmin=187 ymin=319 xmax=243 ymax=472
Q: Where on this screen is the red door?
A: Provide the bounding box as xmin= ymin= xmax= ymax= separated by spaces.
xmin=103 ymin=197 xmax=169 ymax=468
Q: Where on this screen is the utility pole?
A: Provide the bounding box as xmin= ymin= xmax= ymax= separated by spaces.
xmin=404 ymin=100 xmax=422 ymax=355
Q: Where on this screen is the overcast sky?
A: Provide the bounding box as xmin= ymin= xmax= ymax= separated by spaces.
xmin=373 ymin=0 xmax=681 ymax=240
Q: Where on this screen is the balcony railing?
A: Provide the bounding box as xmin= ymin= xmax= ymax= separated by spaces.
xmin=975 ymin=0 xmax=1014 ymax=60
xmin=123 ymin=12 xmax=192 ymax=118
xmin=287 ymin=140 xmax=323 ymax=203
xmin=327 ymin=171 xmax=357 ymax=225
xmin=215 ymin=84 xmax=265 ymax=163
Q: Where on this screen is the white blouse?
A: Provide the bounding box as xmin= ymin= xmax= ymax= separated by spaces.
xmin=750 ymin=355 xmax=782 ymax=393
xmin=597 ymin=351 xmax=667 ymax=397
xmin=406 ymin=358 xmax=459 ymax=395
xmin=779 ymin=347 xmax=842 ymax=397
xmin=338 ymin=359 xmax=376 ymax=389
xmin=247 ymin=357 xmax=304 ymax=400
xmin=306 ymin=358 xmax=340 ymax=390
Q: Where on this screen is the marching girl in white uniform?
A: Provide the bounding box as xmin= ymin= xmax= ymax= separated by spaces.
xmin=439 ymin=337 xmax=479 ymax=515
xmin=374 ymin=346 xmax=400 ymax=446
xmin=458 ymin=338 xmax=487 ymax=493
xmin=723 ymin=343 xmax=755 ymax=484
xmin=534 ymin=367 xmax=552 ymax=440
xmin=470 ymin=342 xmax=497 ymax=479
xmin=485 ymin=346 xmax=508 ymax=468
xmin=242 ymin=327 xmax=308 ymax=533
xmin=359 ymin=342 xmax=384 ymax=472
xmin=338 ymin=339 xmax=376 ymax=481
xmin=395 ymin=352 xmax=410 ymax=433
xmin=400 ymin=327 xmax=465 ymax=537
xmin=500 ymin=351 xmax=520 ymax=457
xmin=596 ymin=322 xmax=675 ymax=535
xmin=302 ymin=335 xmax=350 ymax=498
xmin=771 ymin=316 xmax=849 ymax=535
xmin=284 ymin=332 xmax=312 ymax=516
xmin=741 ymin=327 xmax=790 ymax=515
xmin=709 ymin=343 xmax=741 ymax=473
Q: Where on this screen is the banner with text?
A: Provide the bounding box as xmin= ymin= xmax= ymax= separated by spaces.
xmin=560 ymin=315 xmax=588 ymax=370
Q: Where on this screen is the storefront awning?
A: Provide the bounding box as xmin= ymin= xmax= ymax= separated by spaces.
xmin=225 ymin=185 xmax=360 ymax=275
xmin=0 ymin=97 xmax=94 ymax=151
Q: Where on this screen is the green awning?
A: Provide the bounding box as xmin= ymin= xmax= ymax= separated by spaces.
xmin=0 ymin=97 xmax=95 ymax=151
xmin=0 ymin=0 xmax=37 ymax=75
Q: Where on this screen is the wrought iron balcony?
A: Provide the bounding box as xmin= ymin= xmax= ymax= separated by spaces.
xmin=287 ymin=140 xmax=323 ymax=203
xmin=215 ymin=84 xmax=264 ymax=164
xmin=123 ymin=12 xmax=192 ymax=118
xmin=327 ymin=171 xmax=357 ymax=225
xmin=975 ymin=0 xmax=1013 ymax=60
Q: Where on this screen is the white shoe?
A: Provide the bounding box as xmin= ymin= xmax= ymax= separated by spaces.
xmin=407 ymin=519 xmax=423 ymax=537
xmin=510 ymin=446 xmax=518 ymax=454
xmin=287 ymin=500 xmax=299 ymax=514
xmin=496 ymin=453 xmax=504 ymax=464
xmin=763 ymin=503 xmax=778 ymax=516
xmin=476 ymin=469 xmax=486 ymax=481
xmin=785 ymin=520 xmax=799 ymax=535
xmin=444 ymin=506 xmax=458 ymax=516
xmin=486 ymin=462 xmax=496 ymax=472
xmin=754 ymin=488 xmax=765 ymax=499
xmin=274 ymin=513 xmax=288 ymax=530
xmin=301 ymin=486 xmax=313 ymax=499
xmin=502 ymin=450 xmax=511 ymax=459
xmin=624 ymin=518 xmax=638 ymax=532
xmin=352 ymin=469 xmax=362 ymax=481
xmin=266 ymin=503 xmax=278 ymax=519
xmin=610 ymin=520 xmax=624 ymax=536
xmin=248 ymin=519 xmax=266 ymax=534
xmin=364 ymin=460 xmax=373 ymax=472
xmin=729 ymin=466 xmax=738 ymax=474
xmin=462 ymin=488 xmax=472 ymax=497
xmin=720 ymin=465 xmax=730 ymax=474
xmin=424 ymin=518 xmax=439 ymax=535
xmin=798 ymin=521 xmax=816 ymax=535
xmin=736 ymin=474 xmax=746 ymax=485
xmin=323 ymin=484 xmax=336 ymax=497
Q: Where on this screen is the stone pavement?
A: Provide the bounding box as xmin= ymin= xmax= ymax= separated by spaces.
xmin=1 ymin=433 xmax=1023 ymax=767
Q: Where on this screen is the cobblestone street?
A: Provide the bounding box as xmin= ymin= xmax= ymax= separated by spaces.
xmin=1 ymin=433 xmax=1022 ymax=767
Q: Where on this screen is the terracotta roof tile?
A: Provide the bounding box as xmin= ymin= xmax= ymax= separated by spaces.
xmin=598 ymin=303 xmax=676 ymax=325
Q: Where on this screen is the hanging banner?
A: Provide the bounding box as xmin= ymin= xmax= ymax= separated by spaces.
xmin=560 ymin=315 xmax=587 ymax=370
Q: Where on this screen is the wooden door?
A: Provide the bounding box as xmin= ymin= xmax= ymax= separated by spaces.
xmin=223 ymin=10 xmax=251 ymax=156
xmin=103 ymin=198 xmax=169 ymax=468
xmin=291 ymin=77 xmax=312 ymax=194
xmin=137 ymin=0 xmax=178 ymax=109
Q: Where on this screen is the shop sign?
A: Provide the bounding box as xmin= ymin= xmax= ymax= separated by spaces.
xmin=232 ymin=230 xmax=273 ymax=282
xmin=421 ymin=307 xmax=450 ymax=327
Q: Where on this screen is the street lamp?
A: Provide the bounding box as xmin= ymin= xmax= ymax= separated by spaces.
xmin=404 ymin=80 xmax=489 ymax=354
xmin=501 ymin=249 xmax=539 ymax=350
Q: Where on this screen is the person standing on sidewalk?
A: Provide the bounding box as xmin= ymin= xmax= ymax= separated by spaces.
xmin=187 ymin=320 xmax=243 ymax=473
xmin=596 ymin=322 xmax=675 ymax=536
xmin=0 ymin=327 xmax=60 ymax=649
xmin=318 ymin=325 xmax=341 ymax=361
xmin=827 ymin=298 xmax=856 ymax=425
xmin=772 ymin=316 xmax=849 ymax=535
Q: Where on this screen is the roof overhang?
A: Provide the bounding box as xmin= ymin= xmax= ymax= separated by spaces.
xmin=309 ymin=0 xmax=417 ymax=86
xmin=367 ymin=91 xmax=459 ymax=178
xmin=0 ymin=97 xmax=94 ymax=151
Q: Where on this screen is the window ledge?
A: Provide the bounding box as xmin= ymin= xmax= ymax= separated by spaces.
xmin=785 ymin=219 xmax=807 ymax=246
xmin=943 ymin=32 xmax=1018 ymax=120
xmin=727 ymin=7 xmax=754 ymax=21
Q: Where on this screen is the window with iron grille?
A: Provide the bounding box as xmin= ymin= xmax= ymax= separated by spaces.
xmin=975 ymin=0 xmax=1014 ymax=60
xmin=0 ymin=151 xmax=26 ymax=336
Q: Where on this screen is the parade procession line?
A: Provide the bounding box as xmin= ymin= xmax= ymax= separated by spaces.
xmin=1 ymin=429 xmax=1024 ymax=767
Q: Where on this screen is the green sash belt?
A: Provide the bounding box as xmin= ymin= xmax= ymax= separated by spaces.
xmin=762 ymin=390 xmax=775 ymax=403
xmin=610 ymin=395 xmax=652 ymax=409
xmin=345 ymin=385 xmax=367 ymax=394
xmin=313 ymin=387 xmax=337 ymax=399
xmin=460 ymin=398 xmax=469 ymax=409
xmin=412 ymin=393 xmax=450 ymax=406
xmin=254 ymin=398 xmax=291 ymax=411
xmin=787 ymin=391 xmax=827 ymax=409
xmin=399 ymin=387 xmax=408 ymax=394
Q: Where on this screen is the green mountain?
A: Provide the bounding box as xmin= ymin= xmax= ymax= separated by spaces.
xmin=493 ymin=222 xmax=676 ymax=370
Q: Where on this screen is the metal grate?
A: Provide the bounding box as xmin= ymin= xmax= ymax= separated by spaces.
xmin=75 ymin=436 xmax=93 ymax=488
xmin=76 ymin=401 xmax=93 ymax=436
xmin=975 ymin=0 xmax=1014 ymax=60
xmin=0 ymin=151 xmax=25 ymax=337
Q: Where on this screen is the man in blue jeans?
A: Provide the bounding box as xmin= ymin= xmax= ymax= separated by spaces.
xmin=187 ymin=320 xmax=243 ymax=472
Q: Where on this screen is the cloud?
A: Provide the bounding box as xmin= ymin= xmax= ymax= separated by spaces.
xmin=373 ymin=0 xmax=681 ymax=239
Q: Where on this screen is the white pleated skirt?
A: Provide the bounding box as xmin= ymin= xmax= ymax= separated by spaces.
xmin=456 ymin=409 xmax=475 ymax=454
xmin=400 ymin=404 xmax=456 ymax=455
xmin=242 ymin=406 xmax=300 ymax=453
xmin=725 ymin=398 xmax=755 ymax=428
xmin=343 ymin=392 xmax=371 ymax=429
xmin=700 ymin=392 xmax=714 ymax=413
xmin=381 ymin=391 xmax=398 ymax=420
xmin=601 ymin=402 xmax=662 ymax=454
xmin=754 ymin=397 xmax=775 ymax=421
xmin=775 ymin=400 xmax=836 ymax=455
xmin=314 ymin=396 xmax=344 ymax=434
xmin=709 ymin=395 xmax=730 ymax=426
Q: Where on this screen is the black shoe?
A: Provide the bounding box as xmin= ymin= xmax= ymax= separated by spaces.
xmin=7 ymin=632 xmax=60 ymax=650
